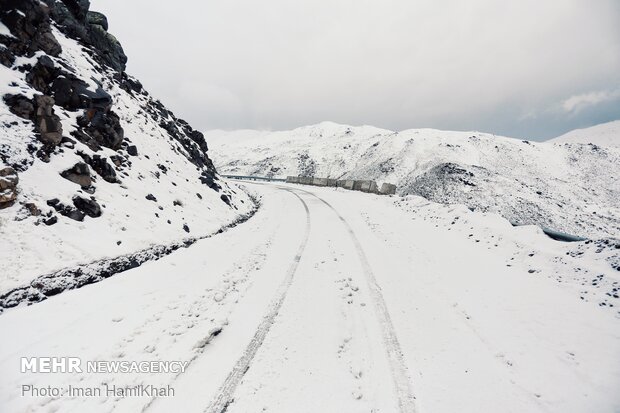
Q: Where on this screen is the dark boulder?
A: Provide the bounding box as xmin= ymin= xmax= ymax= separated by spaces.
xmin=73 ymin=195 xmax=101 ymax=217
xmin=81 ymin=110 xmax=123 ymax=150
xmin=3 ymin=94 xmax=34 ymax=119
xmin=24 ymin=202 xmax=41 ymax=216
xmin=25 ymin=55 xmax=60 ymax=93
xmin=33 ymin=95 xmax=63 ymax=145
xmin=71 ymin=129 xmax=100 ymax=151
xmin=60 ymin=0 xmax=91 ymax=22
xmin=65 ymin=208 xmax=85 ymax=221
xmin=50 ymin=76 xmax=91 ymax=110
xmin=127 ymin=145 xmax=138 ymax=156
xmin=86 ymin=11 xmax=107 ymax=31
xmin=78 ymin=153 xmax=117 ymax=183
xmin=88 ymin=87 xmax=112 ymax=111
xmin=51 ymin=75 xmax=111 ymax=111
xmin=60 ymin=162 xmax=91 ymax=187
xmin=47 ymin=198 xmax=85 ymax=221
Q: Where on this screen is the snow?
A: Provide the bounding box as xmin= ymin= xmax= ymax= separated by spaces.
xmin=1 ymin=9 xmax=618 ymax=413
xmin=0 ymin=21 xmax=14 ymax=38
xmin=549 ymin=120 xmax=620 ymax=147
xmin=0 ymin=27 xmax=252 ymax=292
xmin=0 ymin=181 xmax=618 ymax=412
xmin=205 ymin=122 xmax=620 ymax=239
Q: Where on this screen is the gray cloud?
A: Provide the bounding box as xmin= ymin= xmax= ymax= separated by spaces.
xmin=91 ymin=0 xmax=620 ymax=140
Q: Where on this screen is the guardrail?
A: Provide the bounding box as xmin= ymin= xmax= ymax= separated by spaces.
xmin=509 ymin=222 xmax=587 ymax=242
xmin=221 ymin=175 xmax=287 ymax=182
xmin=286 ymin=176 xmax=397 ymax=195
xmin=222 ymin=174 xmax=587 ymax=242
xmin=541 ymin=227 xmax=587 ymax=242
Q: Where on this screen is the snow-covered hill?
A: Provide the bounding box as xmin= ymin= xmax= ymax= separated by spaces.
xmin=549 ymin=120 xmax=620 ymax=147
xmin=0 ymin=1 xmax=253 ymax=292
xmin=207 ymin=121 xmax=620 ymax=239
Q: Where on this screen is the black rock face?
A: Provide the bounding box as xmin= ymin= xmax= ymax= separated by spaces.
xmin=41 ymin=0 xmax=127 ymax=71
xmin=0 ymin=0 xmax=62 ymax=58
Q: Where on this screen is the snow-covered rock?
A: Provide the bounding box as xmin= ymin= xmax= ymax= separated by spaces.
xmin=0 ymin=0 xmax=253 ymax=292
xmin=207 ymin=121 xmax=620 ymax=239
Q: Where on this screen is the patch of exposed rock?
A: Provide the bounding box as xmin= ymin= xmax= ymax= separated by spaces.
xmin=0 ymin=167 xmax=18 ymax=208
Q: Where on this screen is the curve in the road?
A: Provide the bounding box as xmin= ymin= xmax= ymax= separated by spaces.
xmin=204 ymin=189 xmax=312 ymax=413
xmin=299 ymin=188 xmax=418 ymax=413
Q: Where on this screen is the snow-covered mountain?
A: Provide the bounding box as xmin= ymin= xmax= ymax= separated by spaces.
xmin=549 ymin=120 xmax=620 ymax=147
xmin=0 ymin=1 xmax=253 ymax=293
xmin=206 ymin=121 xmax=620 ymax=239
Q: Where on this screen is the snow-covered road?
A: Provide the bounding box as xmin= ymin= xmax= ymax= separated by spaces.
xmin=1 ymin=182 xmax=619 ymax=413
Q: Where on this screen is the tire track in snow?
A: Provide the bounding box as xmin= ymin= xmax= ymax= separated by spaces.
xmin=301 ymin=188 xmax=417 ymax=413
xmin=203 ymin=189 xmax=311 ymax=413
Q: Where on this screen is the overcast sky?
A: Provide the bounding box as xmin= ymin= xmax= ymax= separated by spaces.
xmin=91 ymin=0 xmax=620 ymax=140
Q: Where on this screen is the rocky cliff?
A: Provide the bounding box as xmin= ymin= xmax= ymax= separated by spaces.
xmin=0 ymin=0 xmax=254 ymax=290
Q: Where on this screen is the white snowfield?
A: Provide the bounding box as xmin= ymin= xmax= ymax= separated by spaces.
xmin=549 ymin=120 xmax=620 ymax=147
xmin=205 ymin=121 xmax=620 ymax=239
xmin=0 ymin=181 xmax=618 ymax=413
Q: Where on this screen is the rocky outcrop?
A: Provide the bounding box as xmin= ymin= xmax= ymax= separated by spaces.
xmin=33 ymin=95 xmax=63 ymax=145
xmin=0 ymin=0 xmax=225 ymax=227
xmin=0 ymin=167 xmax=19 ymax=208
xmin=25 ymin=55 xmax=60 ymax=93
xmin=72 ymin=195 xmax=101 ymax=217
xmin=4 ymin=94 xmax=35 ymax=119
xmin=40 ymin=0 xmax=127 ymax=71
xmin=0 ymin=0 xmax=62 ymax=62
xmin=60 ymin=162 xmax=92 ymax=188
xmin=78 ymin=153 xmax=117 ymax=183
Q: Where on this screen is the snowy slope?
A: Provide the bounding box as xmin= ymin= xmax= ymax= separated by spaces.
xmin=0 ymin=1 xmax=253 ymax=292
xmin=549 ymin=120 xmax=620 ymax=147
xmin=206 ymin=122 xmax=620 ymax=239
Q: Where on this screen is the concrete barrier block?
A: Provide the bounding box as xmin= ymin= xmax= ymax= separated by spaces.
xmin=336 ymin=180 xmax=347 ymax=188
xmin=379 ymin=182 xmax=397 ymax=195
xmin=286 ymin=176 xmax=297 ymax=183
xmin=327 ymin=179 xmax=338 ymax=187
xmin=368 ymin=181 xmax=378 ymax=193
xmin=359 ymin=180 xmax=378 ymax=193
xmin=313 ymin=177 xmax=328 ymax=186
xmin=353 ymin=180 xmax=365 ymax=191
xmin=344 ymin=180 xmax=355 ymax=190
